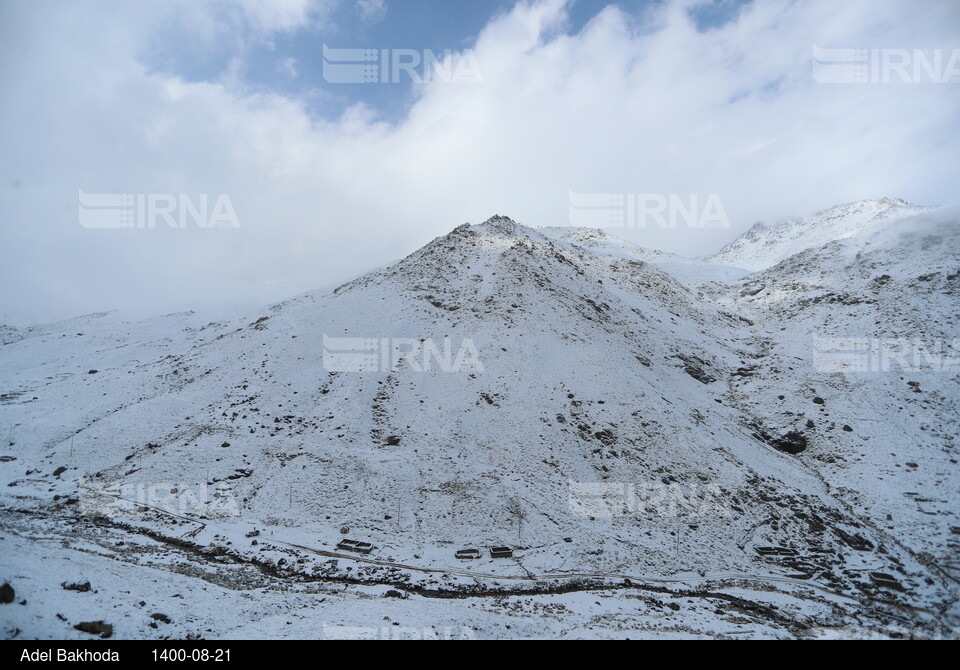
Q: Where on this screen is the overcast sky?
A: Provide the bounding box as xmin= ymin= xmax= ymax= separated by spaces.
xmin=1 ymin=0 xmax=958 ymax=322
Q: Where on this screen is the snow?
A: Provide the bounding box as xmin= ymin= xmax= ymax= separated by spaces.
xmin=2 ymin=204 xmax=958 ymax=639
xmin=707 ymin=198 xmax=937 ymax=272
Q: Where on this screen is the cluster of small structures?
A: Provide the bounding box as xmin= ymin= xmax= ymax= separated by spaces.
xmin=455 ymin=546 xmax=513 ymax=559
xmin=334 ymin=541 xmax=514 ymax=560
xmin=336 ymin=539 xmax=374 ymax=555
xmin=754 ymin=546 xmax=799 ymax=557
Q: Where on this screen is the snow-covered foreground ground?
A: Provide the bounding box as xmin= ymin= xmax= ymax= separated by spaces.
xmin=1 ymin=201 xmax=958 ymax=639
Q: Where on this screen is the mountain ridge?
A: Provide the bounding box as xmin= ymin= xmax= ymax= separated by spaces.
xmin=1 ymin=205 xmax=958 ymax=638
xmin=708 ymin=198 xmax=938 ymax=272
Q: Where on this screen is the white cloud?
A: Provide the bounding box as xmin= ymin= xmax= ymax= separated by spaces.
xmin=277 ymin=56 xmax=299 ymax=77
xmin=1 ymin=0 xmax=958 ymax=321
xmin=235 ymin=0 xmax=323 ymax=33
xmin=357 ymin=0 xmax=387 ymax=25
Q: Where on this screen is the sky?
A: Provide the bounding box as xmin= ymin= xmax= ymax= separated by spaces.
xmin=1 ymin=0 xmax=958 ymax=322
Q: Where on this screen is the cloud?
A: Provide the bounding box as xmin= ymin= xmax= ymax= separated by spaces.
xmin=277 ymin=56 xmax=299 ymax=77
xmin=357 ymin=0 xmax=387 ymax=25
xmin=1 ymin=0 xmax=958 ymax=321
xmin=234 ymin=0 xmax=325 ymax=33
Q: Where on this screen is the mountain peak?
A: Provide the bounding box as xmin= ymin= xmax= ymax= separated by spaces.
xmin=812 ymin=197 xmax=917 ymax=218
xmin=476 ymin=214 xmax=523 ymax=236
xmin=709 ymin=197 xmax=933 ymax=272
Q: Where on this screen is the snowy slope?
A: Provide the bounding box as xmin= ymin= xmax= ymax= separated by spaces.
xmin=728 ymin=206 xmax=960 ymax=579
xmin=539 ymin=226 xmax=750 ymax=286
xmin=1 ymin=211 xmax=958 ymax=639
xmin=708 ymin=198 xmax=936 ymax=272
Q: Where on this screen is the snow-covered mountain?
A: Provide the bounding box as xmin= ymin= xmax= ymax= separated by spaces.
xmin=708 ymin=198 xmax=936 ymax=272
xmin=1 ymin=207 xmax=958 ymax=640
xmin=539 ymin=226 xmax=750 ymax=287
